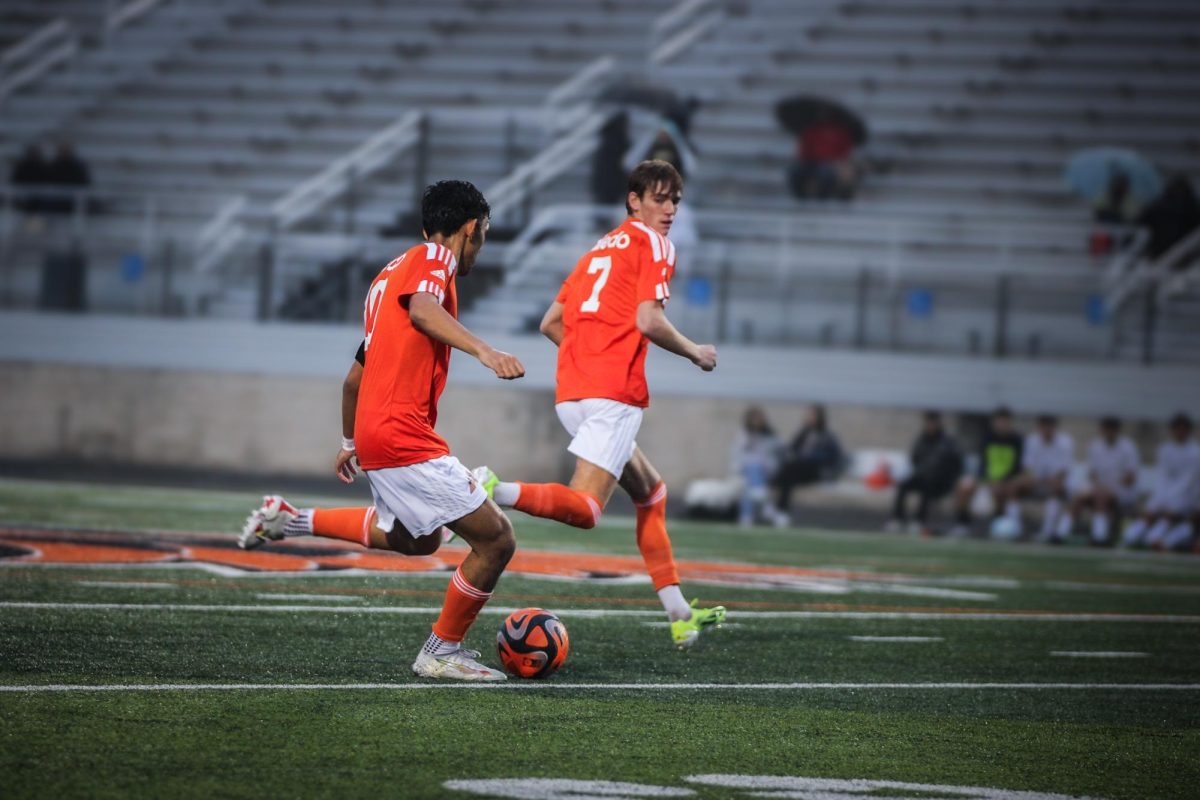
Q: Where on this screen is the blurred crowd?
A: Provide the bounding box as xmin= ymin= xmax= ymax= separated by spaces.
xmin=720 ymin=405 xmax=1200 ymax=554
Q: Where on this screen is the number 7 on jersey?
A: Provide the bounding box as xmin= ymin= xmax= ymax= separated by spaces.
xmin=579 ymin=256 xmax=611 ymax=313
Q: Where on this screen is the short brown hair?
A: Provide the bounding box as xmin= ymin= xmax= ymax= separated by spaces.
xmin=626 ymin=160 xmax=683 ymax=214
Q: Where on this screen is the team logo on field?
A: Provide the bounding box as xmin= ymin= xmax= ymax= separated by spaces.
xmin=0 ymin=527 xmax=1002 ymax=604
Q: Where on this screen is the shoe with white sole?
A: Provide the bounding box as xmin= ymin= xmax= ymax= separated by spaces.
xmin=239 ymin=494 xmax=299 ymax=550
xmin=412 ymin=647 xmax=506 ymax=681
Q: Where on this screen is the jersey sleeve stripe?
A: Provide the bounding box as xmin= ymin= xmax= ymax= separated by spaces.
xmin=654 ymin=283 xmax=665 ymax=300
xmin=666 ymin=240 xmax=676 ymax=267
xmin=630 ymin=221 xmax=664 ymax=262
xmin=424 ymin=242 xmax=438 ymax=260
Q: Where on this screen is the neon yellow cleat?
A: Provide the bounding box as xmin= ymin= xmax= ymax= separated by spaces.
xmin=670 ymin=600 xmax=727 ymax=649
xmin=471 ymin=465 xmax=500 ymax=500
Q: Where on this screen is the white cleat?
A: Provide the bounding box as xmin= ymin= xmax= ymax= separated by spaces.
xmin=238 ymin=494 xmax=299 ymax=550
xmin=412 ymin=647 xmax=506 ymax=681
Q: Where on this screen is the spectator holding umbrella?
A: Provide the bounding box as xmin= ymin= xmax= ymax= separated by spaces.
xmin=775 ymin=96 xmax=866 ymax=201
xmin=1137 ymin=175 xmax=1200 ymax=262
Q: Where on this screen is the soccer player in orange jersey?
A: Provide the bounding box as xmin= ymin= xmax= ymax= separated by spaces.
xmin=475 ymin=161 xmax=727 ymax=648
xmin=238 ymin=180 xmax=526 ymax=681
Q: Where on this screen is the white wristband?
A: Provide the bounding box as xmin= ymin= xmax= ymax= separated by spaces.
xmin=341 ymin=437 xmax=356 ymax=452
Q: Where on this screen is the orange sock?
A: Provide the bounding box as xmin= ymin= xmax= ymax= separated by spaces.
xmin=514 ymin=483 xmax=602 ymax=529
xmin=431 ymin=566 xmax=492 ymax=643
xmin=635 ymin=482 xmax=679 ymax=590
xmin=312 ymin=507 xmax=375 ymax=548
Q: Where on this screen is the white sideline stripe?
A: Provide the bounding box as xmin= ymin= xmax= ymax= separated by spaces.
xmin=848 ymin=636 xmax=944 ymax=642
xmin=75 ymin=580 xmax=176 ymax=590
xmin=641 ymin=622 xmax=745 ymax=629
xmin=3 ymin=601 xmax=1200 ymax=623
xmin=2 ymin=682 xmax=1198 ymax=694
xmin=1050 ymin=651 xmax=1150 ymax=658
xmin=254 ymin=593 xmax=361 ymax=602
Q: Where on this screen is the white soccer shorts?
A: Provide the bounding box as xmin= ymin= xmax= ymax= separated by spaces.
xmin=1145 ymin=484 xmax=1198 ymax=516
xmin=555 ymin=398 xmax=644 ymax=479
xmin=366 ymin=455 xmax=487 ymax=538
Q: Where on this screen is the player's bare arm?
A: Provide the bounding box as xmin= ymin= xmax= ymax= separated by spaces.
xmin=335 ymin=358 xmax=363 ymax=484
xmin=408 ymin=291 xmax=525 ymax=379
xmin=539 ymin=301 xmax=565 ymax=346
xmin=636 ymin=299 xmax=717 ymax=371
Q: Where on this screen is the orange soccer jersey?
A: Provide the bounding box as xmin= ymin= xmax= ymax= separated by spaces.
xmin=355 ymin=242 xmax=460 ymax=470
xmin=555 ymin=219 xmax=676 ymax=408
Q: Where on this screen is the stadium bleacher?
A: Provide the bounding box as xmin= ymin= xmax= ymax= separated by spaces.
xmin=1 ymin=0 xmax=1198 ymax=360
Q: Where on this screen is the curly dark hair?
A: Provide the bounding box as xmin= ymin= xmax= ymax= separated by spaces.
xmin=421 ymin=180 xmax=490 ymax=237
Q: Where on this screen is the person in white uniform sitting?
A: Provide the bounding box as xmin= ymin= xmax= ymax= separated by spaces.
xmin=1061 ymin=416 xmax=1141 ymax=545
xmin=1015 ymin=415 xmax=1075 ymax=543
xmin=1124 ymin=413 xmax=1200 ymax=551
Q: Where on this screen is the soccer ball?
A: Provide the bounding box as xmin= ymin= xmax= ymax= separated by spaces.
xmin=496 ymin=607 xmax=569 ymax=679
xmin=990 ymin=516 xmax=1022 ymax=540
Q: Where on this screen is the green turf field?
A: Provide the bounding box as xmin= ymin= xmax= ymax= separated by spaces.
xmin=1 ymin=477 xmax=1198 ymax=799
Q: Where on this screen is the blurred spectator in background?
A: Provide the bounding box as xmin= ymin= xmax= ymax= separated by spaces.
xmin=1093 ymin=171 xmax=1139 ymax=225
xmin=1017 ymin=415 xmax=1075 ymax=543
xmin=885 ymin=411 xmax=964 ymax=536
xmin=626 ymin=120 xmax=699 ymax=270
xmin=590 ymin=111 xmax=630 ymax=206
xmin=788 ymin=107 xmax=858 ymax=200
xmin=730 ymin=406 xmax=786 ymax=528
xmin=43 ymin=142 xmax=91 ymax=214
xmin=772 ymin=404 xmax=846 ymax=519
xmin=10 ymin=143 xmax=49 ymax=212
xmin=1137 ymin=175 xmax=1200 ymax=261
xmin=1123 ymin=413 xmax=1200 ymax=551
xmin=950 ymin=407 xmax=1024 ymax=538
xmin=1061 ymin=416 xmax=1140 ymax=546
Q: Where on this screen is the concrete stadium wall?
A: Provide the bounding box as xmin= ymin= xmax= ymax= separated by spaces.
xmin=0 ymin=312 xmax=1196 ymax=486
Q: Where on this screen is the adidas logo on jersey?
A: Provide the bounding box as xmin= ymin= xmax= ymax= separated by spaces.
xmin=430 ymin=269 xmax=446 ymax=280
xmin=591 ymin=231 xmax=631 ymax=251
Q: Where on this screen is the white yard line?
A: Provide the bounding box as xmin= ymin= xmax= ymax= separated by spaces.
xmin=75 ymin=581 xmax=176 ymax=590
xmin=1 ymin=682 xmax=1197 ymax=693
xmin=848 ymin=636 xmax=944 ymax=642
xmin=3 ymin=601 xmax=1199 ymax=623
xmin=1050 ymin=651 xmax=1150 ymax=658
xmin=254 ymin=593 xmax=361 ymax=602
xmin=640 ymin=622 xmax=745 ymax=629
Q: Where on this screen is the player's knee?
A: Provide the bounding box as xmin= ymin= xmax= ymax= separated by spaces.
xmin=489 ymin=516 xmax=517 ymax=565
xmin=413 ymin=532 xmax=442 ymax=556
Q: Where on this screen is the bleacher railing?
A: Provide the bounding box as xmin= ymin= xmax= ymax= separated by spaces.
xmin=270 ymin=111 xmax=427 ymax=232
xmin=104 ymin=0 xmax=167 ymax=42
xmin=652 ymin=0 xmax=724 ymax=64
xmin=0 ymin=19 xmax=79 ymax=106
xmin=1156 ymin=227 xmax=1200 ymax=304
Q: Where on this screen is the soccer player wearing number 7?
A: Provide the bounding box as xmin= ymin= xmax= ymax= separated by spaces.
xmin=238 ymin=181 xmax=526 ymax=681
xmin=474 ymin=160 xmax=726 ymax=648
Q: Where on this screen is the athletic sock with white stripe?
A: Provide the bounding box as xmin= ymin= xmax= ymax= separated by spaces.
xmin=283 ymin=509 xmax=314 ymax=537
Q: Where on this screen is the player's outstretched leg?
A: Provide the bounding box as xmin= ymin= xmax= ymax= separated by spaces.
xmin=620 ymin=448 xmax=726 ymax=649
xmin=475 ymin=465 xmax=605 ymax=530
xmin=412 ymin=499 xmax=515 ymax=681
xmin=240 ymin=495 xmax=441 ymax=556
